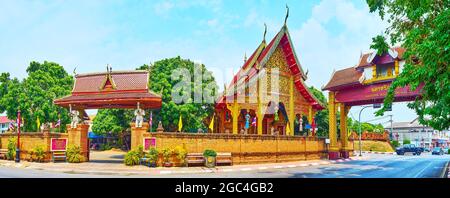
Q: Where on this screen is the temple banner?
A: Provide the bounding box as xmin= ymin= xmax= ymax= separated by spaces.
xmin=336 ymin=82 xmax=422 ymax=105
xmin=143 ymin=137 xmax=157 ymax=150
xmin=51 ymin=138 xmax=68 ymax=151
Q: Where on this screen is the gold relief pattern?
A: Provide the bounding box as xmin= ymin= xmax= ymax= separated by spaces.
xmin=266 ymin=46 xmax=290 ymax=73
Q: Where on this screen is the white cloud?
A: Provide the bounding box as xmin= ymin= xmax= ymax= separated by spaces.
xmin=290 ymin=0 xmax=416 ymax=122
xmin=154 ymin=1 xmax=175 ymax=16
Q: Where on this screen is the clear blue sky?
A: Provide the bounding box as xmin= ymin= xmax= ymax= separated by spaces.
xmin=0 ymin=0 xmax=418 ymax=124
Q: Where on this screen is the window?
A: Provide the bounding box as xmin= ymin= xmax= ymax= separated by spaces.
xmin=376 ymin=64 xmax=394 ymax=78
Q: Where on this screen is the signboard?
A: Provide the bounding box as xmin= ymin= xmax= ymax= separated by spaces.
xmin=325 ymin=139 xmax=330 ymax=144
xmin=143 ymin=137 xmax=157 ymax=151
xmin=385 ymin=104 xmax=392 ymax=111
xmin=51 ymin=138 xmax=68 ymax=151
xmin=373 ymin=103 xmax=382 ymax=108
xmin=335 ymin=82 xmax=422 ymax=105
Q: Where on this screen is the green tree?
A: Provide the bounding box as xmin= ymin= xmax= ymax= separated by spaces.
xmin=308 ymin=86 xmax=329 ymax=137
xmin=138 ymin=57 xmax=218 ymax=132
xmin=92 ymin=109 xmax=133 ymax=136
xmin=367 ymin=0 xmax=450 ymax=130
xmin=370 ymin=35 xmax=390 ymax=56
xmin=0 ymin=61 xmax=73 ymax=132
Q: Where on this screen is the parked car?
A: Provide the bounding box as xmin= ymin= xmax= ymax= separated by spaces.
xmin=443 ymin=148 xmax=449 ymax=154
xmin=424 ymin=147 xmax=431 ymax=152
xmin=396 ymin=144 xmax=422 ymax=155
xmin=418 ymin=147 xmax=425 ymax=152
xmin=432 ymin=147 xmax=444 ymax=155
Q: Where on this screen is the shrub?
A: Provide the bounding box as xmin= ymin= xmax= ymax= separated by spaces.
xmin=66 ymin=145 xmax=84 ymax=163
xmin=124 ymin=150 xmax=140 ymax=166
xmin=6 ymin=137 xmax=17 ymax=160
xmin=403 ymin=139 xmax=411 ymax=145
xmin=146 ymin=148 xmax=159 ymax=163
xmin=99 ymin=143 xmax=113 ymax=151
xmin=391 ymin=140 xmax=400 ymax=148
xmin=203 ymin=149 xmax=217 ymax=158
xmin=448 ymin=149 xmax=450 ymax=155
xmin=32 ymin=145 xmax=46 ymax=162
xmin=173 ymin=145 xmax=187 ymax=165
xmin=137 ymin=145 xmax=145 ymax=158
xmin=162 ymin=148 xmax=173 ymax=163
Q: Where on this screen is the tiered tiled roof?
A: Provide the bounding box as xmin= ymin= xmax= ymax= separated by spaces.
xmin=322 ymin=67 xmax=363 ymax=91
xmin=323 ymin=47 xmax=405 ymax=91
xmin=54 ymin=70 xmax=161 ymax=109
xmin=217 ymin=25 xmax=325 ymax=110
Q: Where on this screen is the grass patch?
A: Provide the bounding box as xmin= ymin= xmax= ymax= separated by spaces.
xmin=353 ymin=140 xmax=394 ymax=152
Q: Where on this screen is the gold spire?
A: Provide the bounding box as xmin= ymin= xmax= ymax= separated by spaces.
xmin=263 ymin=23 xmax=267 ymax=42
xmin=284 ymin=4 xmax=289 ymax=26
xmin=244 ymin=52 xmax=247 ymax=63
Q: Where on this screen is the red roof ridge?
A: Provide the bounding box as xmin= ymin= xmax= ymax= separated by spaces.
xmin=76 ymin=70 xmax=148 ymax=78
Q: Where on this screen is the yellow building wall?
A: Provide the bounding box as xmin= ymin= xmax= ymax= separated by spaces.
xmin=143 ymin=132 xmax=333 ymax=164
xmin=0 ymin=132 xmax=68 ymax=162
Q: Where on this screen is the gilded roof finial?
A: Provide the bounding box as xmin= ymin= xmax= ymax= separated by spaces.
xmin=263 ymin=23 xmax=267 ymax=42
xmin=284 ymin=4 xmax=289 ymax=26
xmin=244 ymin=52 xmax=247 ymax=63
xmin=72 ymin=66 xmax=77 ymax=76
xmin=106 ymin=64 xmax=109 ymax=73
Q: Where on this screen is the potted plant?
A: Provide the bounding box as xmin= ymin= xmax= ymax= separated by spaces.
xmin=67 ymin=144 xmax=85 ymax=163
xmin=32 ymin=145 xmax=46 ymax=163
xmin=174 ymin=145 xmax=188 ymax=167
xmin=162 ymin=148 xmax=173 ymax=167
xmin=146 ymin=148 xmax=159 ymax=167
xmin=203 ymin=149 xmax=217 ymax=168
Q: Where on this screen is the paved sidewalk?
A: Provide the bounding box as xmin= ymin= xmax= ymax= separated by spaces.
xmin=0 ymin=154 xmax=369 ymax=176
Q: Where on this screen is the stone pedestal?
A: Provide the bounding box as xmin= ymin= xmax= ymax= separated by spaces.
xmin=67 ymin=124 xmax=89 ymax=162
xmin=340 ymin=150 xmax=350 ymax=159
xmin=328 ymin=151 xmax=340 ymax=160
xmin=131 ymin=122 xmax=149 ymax=150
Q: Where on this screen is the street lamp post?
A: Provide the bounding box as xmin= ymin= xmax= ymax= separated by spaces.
xmin=15 ymin=110 xmax=21 ymax=163
xmin=358 ymin=105 xmax=372 ymax=157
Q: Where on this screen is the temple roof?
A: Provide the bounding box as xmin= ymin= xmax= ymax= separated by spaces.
xmin=54 ymin=70 xmax=162 ymax=109
xmin=323 ymin=47 xmax=405 ymax=91
xmin=357 ymin=47 xmax=405 ymax=68
xmin=322 ymin=67 xmax=363 ymax=91
xmin=217 ymin=25 xmax=325 ymax=110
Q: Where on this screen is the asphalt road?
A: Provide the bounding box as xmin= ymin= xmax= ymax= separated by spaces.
xmin=0 ymin=153 xmax=448 ymax=178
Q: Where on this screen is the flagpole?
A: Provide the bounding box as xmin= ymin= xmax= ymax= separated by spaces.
xmin=15 ymin=109 xmax=21 ymax=163
xmin=58 ymin=113 xmax=61 ymax=133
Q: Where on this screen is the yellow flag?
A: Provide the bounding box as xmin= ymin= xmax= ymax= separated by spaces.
xmin=209 ymin=114 xmax=215 ymax=133
xmin=36 ymin=116 xmax=40 ymax=131
xmin=178 ymin=114 xmax=183 ymax=132
xmin=286 ymin=122 xmax=291 ymax=135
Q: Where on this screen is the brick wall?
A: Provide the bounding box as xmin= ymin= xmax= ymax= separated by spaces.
xmin=142 ymin=132 xmax=347 ymax=164
xmin=0 ymin=131 xmax=68 ymax=162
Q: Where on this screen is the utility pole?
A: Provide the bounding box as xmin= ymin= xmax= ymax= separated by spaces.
xmin=389 ymin=115 xmax=393 ymax=140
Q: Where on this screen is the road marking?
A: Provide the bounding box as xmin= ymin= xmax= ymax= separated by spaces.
xmin=287 ymin=165 xmax=297 ymax=168
xmin=258 ymin=167 xmax=268 ymax=170
xmin=222 ymin=169 xmax=233 ymax=172
xmin=203 ymin=169 xmax=214 ymax=173
xmin=310 ymin=163 xmax=319 ymax=166
xmin=413 ymin=161 xmax=434 ymax=178
xmin=240 ymin=168 xmax=252 ymax=171
xmin=299 ymin=164 xmax=308 ymax=167
xmin=274 ymin=166 xmax=284 ymax=169
xmin=159 ymin=170 xmax=172 ymax=174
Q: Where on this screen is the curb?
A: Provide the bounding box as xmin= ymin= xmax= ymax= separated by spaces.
xmin=442 ymin=161 xmax=450 ymax=178
xmin=1 ymin=157 xmax=366 ymax=176
xmin=362 ymin=151 xmax=395 ymax=155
